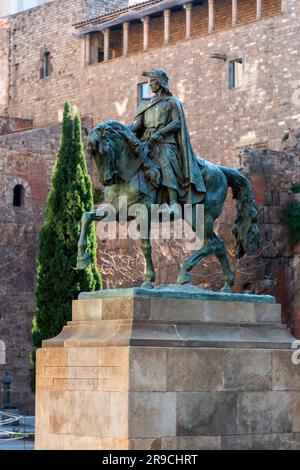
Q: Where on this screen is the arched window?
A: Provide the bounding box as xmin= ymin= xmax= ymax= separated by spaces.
xmin=41 ymin=51 xmax=51 ymax=79
xmin=13 ymin=185 xmax=25 ymax=207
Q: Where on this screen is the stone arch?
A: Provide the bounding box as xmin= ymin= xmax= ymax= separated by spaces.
xmin=9 ymin=176 xmax=32 ymax=207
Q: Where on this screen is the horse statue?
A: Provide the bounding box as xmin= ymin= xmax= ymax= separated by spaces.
xmin=76 ymin=120 xmax=260 ymax=292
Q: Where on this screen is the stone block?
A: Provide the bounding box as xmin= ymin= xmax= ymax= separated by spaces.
xmin=203 ymin=301 xmax=256 ymax=323
xmin=255 ymin=303 xmax=281 ymax=323
xmin=73 ymin=298 xmax=148 ymax=321
xmin=151 ymin=298 xmax=204 ymax=322
xmin=43 ymin=434 xmax=129 ymax=451
xmin=237 ymin=391 xmax=292 ymax=434
xmin=222 ymin=433 xmax=300 ymax=450
xmin=262 ymin=241 xmax=279 ymax=258
xmin=279 ymin=192 xmax=290 ymax=207
xmin=37 ymin=348 xmax=68 ymax=368
xmin=98 ymin=365 xmax=129 ymax=392
xmin=101 ymin=298 xmax=134 ymax=320
xmin=35 ymin=390 xmax=51 ymax=449
xmin=44 ymin=366 xmax=68 ymax=379
xmin=133 ymin=298 xmax=152 ymax=320
xmin=36 ymin=376 xmax=54 ymax=391
xmin=167 ymin=348 xmax=223 ymax=391
xmin=129 ymin=438 xmax=163 ymax=450
xmin=68 ymin=347 xmax=98 ymax=366
xmin=224 ymin=350 xmax=272 ymax=391
xmin=175 ymin=436 xmax=221 ymax=450
xmin=52 ymin=378 xmax=98 ymax=391
xmin=131 ymin=436 xmax=221 ymax=451
xmin=49 ymin=391 xmax=128 ymax=438
xmin=129 ymin=348 xmax=167 ymax=391
xmin=72 ymin=299 xmax=102 ymax=321
xmin=293 ymin=393 xmax=300 ymax=433
xmin=273 ymin=350 xmax=300 ymax=390
xmin=129 ymin=392 xmax=176 ymax=438
xmin=98 ymin=347 xmax=129 ymax=367
xmin=177 ymin=392 xmax=238 ymax=436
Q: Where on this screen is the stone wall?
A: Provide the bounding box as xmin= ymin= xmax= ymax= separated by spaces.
xmin=238 ymin=137 xmax=300 ymax=333
xmin=0 ymin=116 xmax=33 ymax=135
xmin=0 ymin=18 xmax=9 ymax=115
xmin=0 ymin=124 xmax=61 ymax=413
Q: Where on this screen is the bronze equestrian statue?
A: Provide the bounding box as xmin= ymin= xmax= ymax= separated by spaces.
xmin=76 ymin=68 xmax=260 ymax=292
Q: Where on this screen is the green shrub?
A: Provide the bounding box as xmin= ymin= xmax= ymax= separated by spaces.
xmin=291 ymin=183 xmax=300 ymax=194
xmin=30 ymin=102 xmax=102 ymax=392
xmin=282 ymin=201 xmax=300 ymax=245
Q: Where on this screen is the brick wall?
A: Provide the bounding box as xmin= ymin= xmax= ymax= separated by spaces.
xmin=0 ymin=18 xmax=9 ymax=114
xmin=99 ymin=0 xmax=283 ymax=62
xmin=128 ymin=21 xmax=144 ymax=55
xmin=5 ymin=0 xmax=283 ymax=127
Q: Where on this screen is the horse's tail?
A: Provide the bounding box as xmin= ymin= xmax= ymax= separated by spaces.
xmin=219 ymin=166 xmax=260 ymax=258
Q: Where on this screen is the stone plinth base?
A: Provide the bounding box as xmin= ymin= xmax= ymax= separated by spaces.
xmin=35 ymin=287 xmax=300 ymax=450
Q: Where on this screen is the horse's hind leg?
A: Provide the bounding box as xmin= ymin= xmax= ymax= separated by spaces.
xmin=140 ymin=238 xmax=156 ymax=289
xmin=177 ymin=212 xmax=216 ymax=285
xmin=177 ymin=243 xmax=215 ymax=285
xmin=213 ymin=233 xmax=234 ymax=293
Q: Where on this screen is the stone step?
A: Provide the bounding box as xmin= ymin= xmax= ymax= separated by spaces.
xmin=43 ymin=319 xmax=295 ymax=350
xmin=72 ymin=297 xmax=282 ymax=324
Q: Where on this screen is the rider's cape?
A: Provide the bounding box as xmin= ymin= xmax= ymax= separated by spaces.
xmin=134 ymin=96 xmax=206 ymax=204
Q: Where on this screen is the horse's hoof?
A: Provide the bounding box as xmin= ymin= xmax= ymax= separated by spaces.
xmin=221 ymin=285 xmax=232 ymax=293
xmin=177 ymin=272 xmax=191 ymax=285
xmin=76 ymin=253 xmax=92 ymax=270
xmin=141 ymin=281 xmax=154 ymax=290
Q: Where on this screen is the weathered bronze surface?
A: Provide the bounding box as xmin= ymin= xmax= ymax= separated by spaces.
xmin=77 ymin=68 xmax=260 ymax=292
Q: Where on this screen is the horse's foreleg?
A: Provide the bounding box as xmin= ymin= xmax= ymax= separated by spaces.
xmin=137 ymin=204 xmax=156 ymax=289
xmin=140 ymin=238 xmax=155 ymax=289
xmin=77 ymin=211 xmax=97 ymax=270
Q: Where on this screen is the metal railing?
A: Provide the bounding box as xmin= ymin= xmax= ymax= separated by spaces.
xmin=0 ymin=411 xmax=35 ymax=450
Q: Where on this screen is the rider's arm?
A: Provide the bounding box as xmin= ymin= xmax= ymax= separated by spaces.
xmin=159 ymin=104 xmax=181 ymax=137
xmin=128 ymin=114 xmax=143 ymax=135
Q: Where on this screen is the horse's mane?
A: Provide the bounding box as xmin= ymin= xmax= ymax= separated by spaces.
xmin=94 ymin=120 xmax=141 ymax=150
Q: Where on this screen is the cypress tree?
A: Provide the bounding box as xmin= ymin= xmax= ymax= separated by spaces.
xmin=30 ymin=101 xmax=101 ymax=391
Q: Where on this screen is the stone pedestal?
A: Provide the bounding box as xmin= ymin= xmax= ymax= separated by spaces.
xmin=36 ymin=286 xmax=300 ymax=450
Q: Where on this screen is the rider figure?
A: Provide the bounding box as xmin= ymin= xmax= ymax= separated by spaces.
xmin=129 ymin=68 xmax=206 ymax=208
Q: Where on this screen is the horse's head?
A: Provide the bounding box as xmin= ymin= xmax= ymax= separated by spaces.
xmin=89 ymin=120 xmax=148 ymax=187
xmin=88 ymin=124 xmax=118 ymax=186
